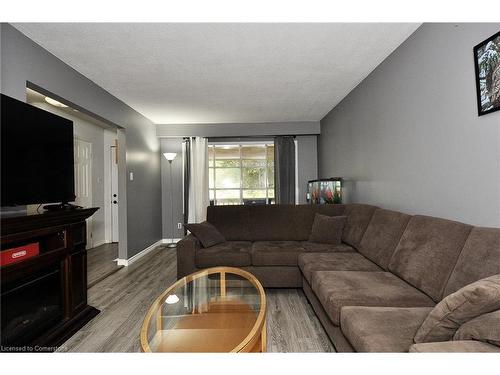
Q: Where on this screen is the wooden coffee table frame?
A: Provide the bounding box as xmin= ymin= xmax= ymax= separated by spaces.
xmin=140 ymin=267 xmax=267 ymax=353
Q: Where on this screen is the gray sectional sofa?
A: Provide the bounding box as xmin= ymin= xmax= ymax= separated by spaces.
xmin=176 ymin=204 xmax=500 ymax=352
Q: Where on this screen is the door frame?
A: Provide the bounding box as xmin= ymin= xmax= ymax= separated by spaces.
xmin=74 ymin=137 xmax=93 ymax=249
xmin=110 ymin=142 xmax=119 ymax=242
xmin=104 ymin=129 xmax=119 ymax=244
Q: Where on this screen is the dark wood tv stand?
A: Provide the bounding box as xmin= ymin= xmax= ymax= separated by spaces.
xmin=0 ymin=208 xmax=100 ymax=352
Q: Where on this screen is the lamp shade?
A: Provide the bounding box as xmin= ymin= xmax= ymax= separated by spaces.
xmin=163 ymin=152 xmax=177 ymax=161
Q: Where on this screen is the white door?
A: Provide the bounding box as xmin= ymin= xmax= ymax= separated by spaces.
xmin=74 ymin=139 xmax=93 ymax=248
xmin=110 ymin=145 xmax=119 ymax=243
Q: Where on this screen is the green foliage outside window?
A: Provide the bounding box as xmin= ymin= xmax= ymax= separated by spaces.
xmin=208 ymin=144 xmax=275 ymax=205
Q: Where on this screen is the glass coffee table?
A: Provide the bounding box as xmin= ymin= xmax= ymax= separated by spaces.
xmin=140 ymin=267 xmax=267 ymax=352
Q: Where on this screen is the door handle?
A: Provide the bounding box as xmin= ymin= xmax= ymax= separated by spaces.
xmin=113 ymin=200 xmax=118 ymax=204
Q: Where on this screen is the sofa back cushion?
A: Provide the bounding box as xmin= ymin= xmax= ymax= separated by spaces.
xmin=207 ymin=204 xmax=345 ymax=241
xmin=357 ymin=209 xmax=411 ymax=270
xmin=388 ymin=215 xmax=472 ymax=302
xmin=206 ymin=205 xmax=252 ymax=241
xmin=414 ymin=274 xmax=500 ymax=343
xmin=248 ymin=205 xmax=298 ymax=241
xmin=443 ymin=227 xmax=500 ymax=297
xmin=308 ymin=214 xmax=346 ymax=244
xmin=341 ymin=204 xmax=378 ymax=248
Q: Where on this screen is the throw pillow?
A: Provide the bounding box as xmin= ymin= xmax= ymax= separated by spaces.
xmin=453 ymin=310 xmax=500 ymax=347
xmin=184 ymin=221 xmax=226 ymax=248
xmin=308 ymin=214 xmax=346 ymax=244
xmin=414 ymin=274 xmax=500 ymax=343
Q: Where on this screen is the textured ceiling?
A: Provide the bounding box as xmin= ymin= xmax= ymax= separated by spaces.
xmin=13 ymin=23 xmax=420 ymax=124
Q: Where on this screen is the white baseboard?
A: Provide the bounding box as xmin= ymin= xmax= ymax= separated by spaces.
xmin=162 ymin=238 xmax=182 ymax=244
xmin=116 ymin=239 xmax=165 ymax=267
xmin=116 ymin=238 xmax=184 ymax=267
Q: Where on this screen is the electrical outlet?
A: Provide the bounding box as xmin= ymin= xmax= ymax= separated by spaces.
xmin=177 ymin=223 xmax=182 ymax=229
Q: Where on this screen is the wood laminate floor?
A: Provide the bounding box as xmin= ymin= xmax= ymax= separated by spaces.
xmin=58 ymin=245 xmax=334 ymax=353
xmin=87 ymin=243 xmax=122 ymax=287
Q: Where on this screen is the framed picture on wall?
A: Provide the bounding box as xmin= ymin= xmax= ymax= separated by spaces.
xmin=473 ymin=31 xmax=500 ymax=116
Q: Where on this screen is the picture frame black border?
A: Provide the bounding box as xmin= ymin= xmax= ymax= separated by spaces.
xmin=473 ymin=30 xmax=500 ymax=117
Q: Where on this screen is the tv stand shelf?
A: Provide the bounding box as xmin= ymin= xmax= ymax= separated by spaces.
xmin=1 ymin=208 xmax=99 ymax=352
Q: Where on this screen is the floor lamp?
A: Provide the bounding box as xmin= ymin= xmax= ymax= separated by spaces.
xmin=163 ymin=152 xmax=177 ymax=248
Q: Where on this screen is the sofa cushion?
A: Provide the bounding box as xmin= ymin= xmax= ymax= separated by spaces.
xmin=206 ymin=205 xmax=252 ymax=241
xmin=195 ymin=241 xmax=252 ymax=268
xmin=414 ymin=274 xmax=500 ymax=343
xmin=249 ymin=205 xmax=301 ymax=241
xmin=388 ymin=215 xmax=472 ymax=302
xmin=251 ymin=241 xmax=305 ymax=266
xmin=206 ymin=204 xmax=346 ymax=242
xmin=308 ymin=214 xmax=346 ymax=244
xmin=342 ymin=204 xmax=378 ymax=248
xmin=443 ymin=227 xmax=500 ymax=297
xmin=341 ymin=306 xmax=433 ymax=352
xmin=454 ymin=310 xmax=500 ymax=347
xmin=358 ymin=209 xmax=411 ymax=270
xmin=310 ymin=271 xmax=435 ymax=325
xmin=300 ymin=241 xmax=355 ymax=253
xmin=248 ymin=205 xmax=347 ymax=241
xmin=298 ymin=252 xmax=382 ymax=284
xmin=409 ymin=341 xmax=500 ymax=353
xmin=184 ymin=221 xmax=226 ymax=248
xmin=291 ymin=204 xmax=347 ymax=241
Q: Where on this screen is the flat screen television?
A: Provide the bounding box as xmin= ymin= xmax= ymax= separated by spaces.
xmin=1 ymin=93 xmax=76 ymax=207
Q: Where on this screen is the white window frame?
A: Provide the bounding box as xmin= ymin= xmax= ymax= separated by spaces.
xmin=208 ymin=141 xmax=275 ymax=205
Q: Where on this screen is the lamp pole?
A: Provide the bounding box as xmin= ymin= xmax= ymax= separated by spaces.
xmin=163 ymin=152 xmax=178 ymax=248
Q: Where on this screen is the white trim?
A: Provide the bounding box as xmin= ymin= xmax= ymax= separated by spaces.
xmin=162 ymin=238 xmax=183 ymax=244
xmin=103 ymin=129 xmax=117 ymax=244
xmin=116 ymin=239 xmax=164 ymax=266
xmin=74 ymin=138 xmax=93 ymax=248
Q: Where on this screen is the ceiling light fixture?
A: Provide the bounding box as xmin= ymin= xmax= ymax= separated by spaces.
xmin=45 ymin=96 xmax=68 ymax=108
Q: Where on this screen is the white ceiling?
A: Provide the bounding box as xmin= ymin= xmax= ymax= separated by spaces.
xmin=13 ymin=23 xmax=420 ymax=124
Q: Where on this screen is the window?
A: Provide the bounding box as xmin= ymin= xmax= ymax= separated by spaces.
xmin=208 ymin=143 xmax=275 ymax=205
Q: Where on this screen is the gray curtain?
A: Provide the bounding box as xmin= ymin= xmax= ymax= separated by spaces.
xmin=274 ymin=136 xmax=296 ymax=204
xmin=182 ymin=138 xmax=191 ymax=235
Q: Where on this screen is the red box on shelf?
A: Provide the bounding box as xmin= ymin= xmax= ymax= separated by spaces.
xmin=0 ymin=243 xmax=40 ymax=266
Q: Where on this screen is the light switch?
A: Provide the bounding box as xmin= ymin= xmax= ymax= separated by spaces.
xmin=129 ymin=172 xmax=134 ymax=181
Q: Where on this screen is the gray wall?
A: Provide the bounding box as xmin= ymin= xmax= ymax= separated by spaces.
xmin=157 ymin=121 xmax=320 ymax=137
xmin=160 ymin=138 xmax=184 ymax=240
xmin=1 ymin=23 xmax=162 ymax=258
xmin=319 ymin=23 xmax=500 ymax=227
xmin=296 ymin=135 xmax=318 ymax=203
